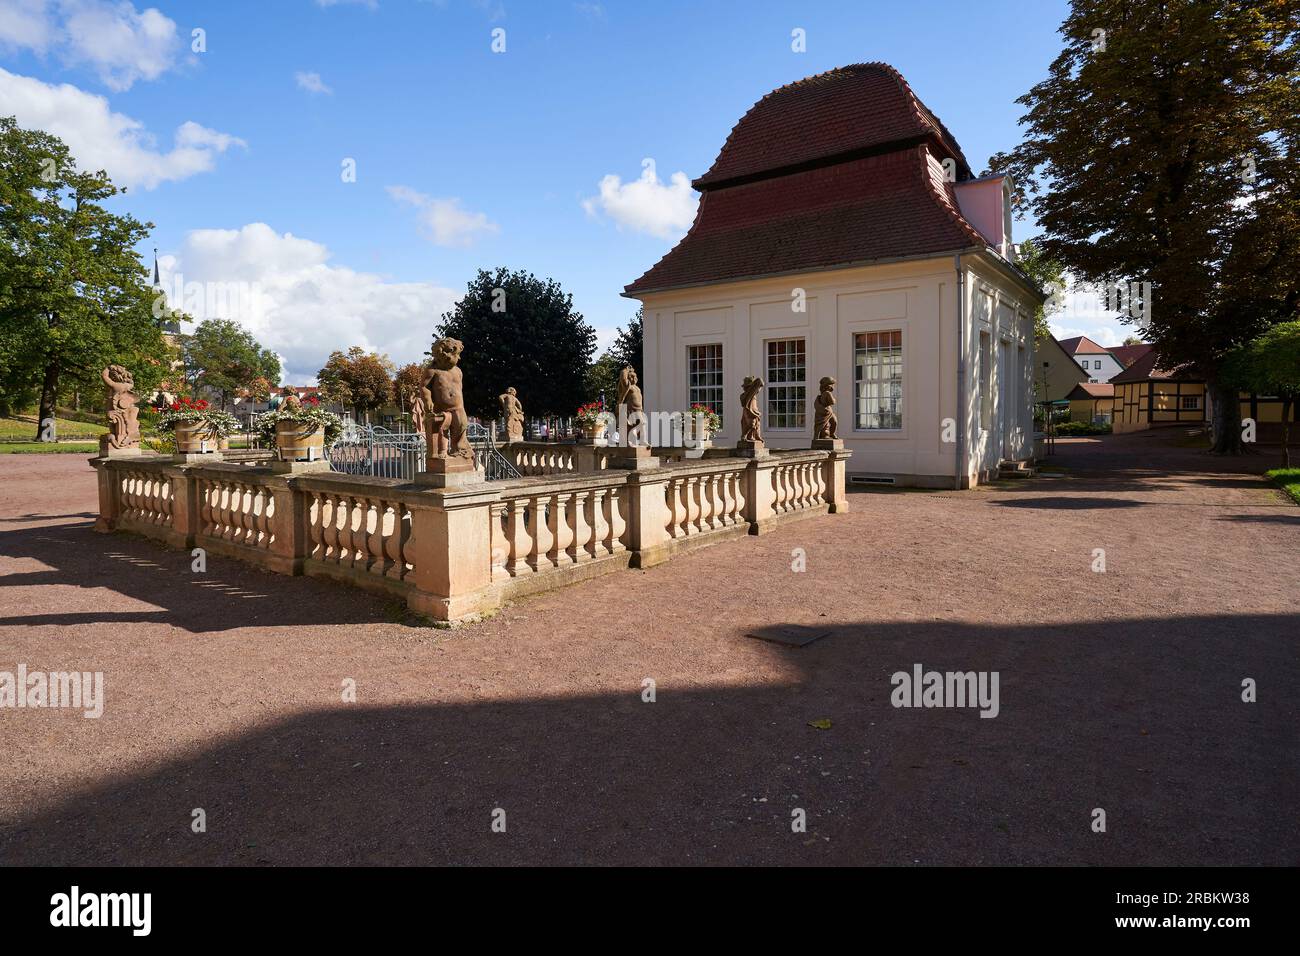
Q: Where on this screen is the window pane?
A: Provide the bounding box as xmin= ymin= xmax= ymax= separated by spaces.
xmin=688 ymin=344 xmax=723 ymax=427
xmin=854 ymin=330 xmax=903 ymax=429
xmin=766 ymin=338 xmax=806 ymax=428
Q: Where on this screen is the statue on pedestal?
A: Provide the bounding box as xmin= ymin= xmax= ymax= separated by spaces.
xmin=740 ymin=375 xmax=764 ymax=444
xmin=499 ymin=386 xmax=524 ymax=443
xmin=421 ymin=337 xmax=472 ymax=460
xmin=814 ymin=376 xmax=838 ymax=440
xmin=101 ymin=365 xmax=141 ymax=451
xmin=409 ymin=386 xmax=425 ymax=436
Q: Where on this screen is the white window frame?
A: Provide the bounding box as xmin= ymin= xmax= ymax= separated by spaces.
xmin=853 ymin=329 xmax=904 ymax=432
xmin=687 ymin=343 xmax=724 ymax=427
xmin=765 ymin=337 xmax=807 ymax=430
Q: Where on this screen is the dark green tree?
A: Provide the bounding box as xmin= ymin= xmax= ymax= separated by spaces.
xmin=0 ymin=116 xmax=168 ymax=435
xmin=1224 ymin=319 xmax=1300 ymax=466
xmin=180 ymin=318 xmax=280 ymax=411
xmin=989 ymin=0 xmax=1300 ymax=453
xmin=609 ymin=308 xmax=644 ymax=384
xmin=435 ymin=268 xmax=597 ymax=417
xmin=1016 ymin=239 xmax=1066 ymax=341
xmin=585 ymin=352 xmax=621 ymax=406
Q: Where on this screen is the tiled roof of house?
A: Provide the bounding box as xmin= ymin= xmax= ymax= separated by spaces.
xmin=1056 ymin=335 xmax=1111 ymax=355
xmin=1108 ymin=343 xmax=1153 ymax=367
xmin=624 ymin=64 xmax=993 ymax=297
xmin=1066 ymin=382 xmax=1115 ymax=399
xmin=692 ymin=62 xmax=972 ymax=190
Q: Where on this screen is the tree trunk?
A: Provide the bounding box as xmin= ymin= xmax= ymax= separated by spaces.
xmin=1282 ymin=397 xmax=1292 ymax=469
xmin=1207 ymin=380 xmax=1243 ymax=455
xmin=36 ymin=362 xmax=60 ymax=442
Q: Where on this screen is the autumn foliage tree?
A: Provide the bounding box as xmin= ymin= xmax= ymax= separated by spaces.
xmin=317 ymin=346 xmax=395 ymax=422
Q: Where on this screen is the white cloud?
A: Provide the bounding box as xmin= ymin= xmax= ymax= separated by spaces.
xmin=158 ymin=223 xmax=460 ymax=384
xmin=582 ymin=159 xmax=698 ymax=240
xmin=0 ymin=67 xmax=244 ymax=189
xmin=386 ymin=185 xmax=499 ymax=247
xmin=0 ymin=1 xmax=182 ymax=91
xmin=1048 ymin=279 xmax=1135 ymax=347
xmin=0 ymin=0 xmax=56 ymax=52
xmin=294 ymin=71 xmax=332 ymax=95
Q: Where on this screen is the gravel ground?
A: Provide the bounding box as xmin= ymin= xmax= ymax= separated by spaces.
xmin=0 ymin=432 xmax=1296 ymax=866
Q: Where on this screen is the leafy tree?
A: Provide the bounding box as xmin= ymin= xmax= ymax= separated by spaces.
xmin=181 ymin=318 xmax=280 ymax=411
xmin=393 ymin=362 xmax=427 ymax=406
xmin=317 ymin=346 xmax=394 ymax=422
xmin=609 ymin=308 xmax=644 ymax=383
xmin=1123 ymin=335 xmax=1144 ymax=347
xmin=1016 ymin=239 xmax=1066 ymax=341
xmin=988 ymin=0 xmax=1300 ymax=454
xmin=1224 ymin=320 xmax=1300 ymax=466
xmin=585 ymin=352 xmax=621 ymax=406
xmin=435 ymin=268 xmax=597 ymax=418
xmin=0 ymin=116 xmax=169 ymax=436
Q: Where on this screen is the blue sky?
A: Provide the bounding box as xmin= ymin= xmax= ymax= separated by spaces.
xmin=1 ymin=0 xmax=1122 ymax=383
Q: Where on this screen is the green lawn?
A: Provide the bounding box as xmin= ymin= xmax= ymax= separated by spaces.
xmin=0 ymin=442 xmax=100 ymax=454
xmin=1266 ymin=468 xmax=1300 ymax=505
xmin=0 ymin=416 xmax=106 ymax=441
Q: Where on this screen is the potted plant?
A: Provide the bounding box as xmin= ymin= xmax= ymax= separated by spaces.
xmin=157 ymin=397 xmax=240 ymax=454
xmin=255 ymin=394 xmax=343 ymax=462
xmin=575 ymin=401 xmax=608 ymax=442
xmin=685 ymin=403 xmax=721 ymax=443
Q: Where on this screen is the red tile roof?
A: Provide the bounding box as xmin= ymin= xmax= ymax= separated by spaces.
xmin=1056 ymin=335 xmax=1111 ymax=355
xmin=1108 ymin=343 xmax=1153 ymax=367
xmin=693 ymin=62 xmax=972 ymax=190
xmin=624 ymin=63 xmax=1000 ymax=297
xmin=1066 ymin=382 xmax=1115 ymax=399
xmin=626 ymin=148 xmax=986 ymax=294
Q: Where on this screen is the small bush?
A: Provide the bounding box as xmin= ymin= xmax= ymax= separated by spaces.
xmin=1055 ymin=421 xmax=1112 ymax=436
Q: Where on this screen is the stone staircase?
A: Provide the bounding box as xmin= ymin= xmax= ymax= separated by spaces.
xmin=996 ymin=459 xmax=1037 ymax=480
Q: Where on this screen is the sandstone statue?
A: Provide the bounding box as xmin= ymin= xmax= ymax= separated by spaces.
xmin=421 ymin=337 xmax=472 ymax=459
xmin=409 ymin=386 xmax=425 ymax=436
xmin=616 ymin=366 xmax=643 ymax=415
xmin=101 ymin=365 xmax=141 ymax=450
xmin=499 ymin=386 xmax=524 ymax=443
xmin=740 ymin=375 xmax=764 ymax=443
xmin=814 ymin=376 xmax=838 ymax=440
xmin=280 ymin=386 xmax=302 ymax=412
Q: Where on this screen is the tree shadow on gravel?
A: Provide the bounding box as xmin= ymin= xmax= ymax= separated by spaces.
xmin=0 ymin=520 xmax=404 ymax=633
xmin=2 ymin=613 xmax=1296 ymax=867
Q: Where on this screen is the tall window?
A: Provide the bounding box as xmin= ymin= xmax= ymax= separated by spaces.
xmin=979 ymin=331 xmax=992 ymax=430
xmin=766 ymin=338 xmax=807 ymax=429
xmin=854 ymin=330 xmax=903 ymax=430
xmin=688 ymin=344 xmax=723 ymax=426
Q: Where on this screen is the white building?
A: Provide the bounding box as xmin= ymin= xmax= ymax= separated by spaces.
xmin=624 ymin=63 xmax=1044 ymax=488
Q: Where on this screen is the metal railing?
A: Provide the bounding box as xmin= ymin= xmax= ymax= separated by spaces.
xmin=328 ymin=423 xmax=520 ymax=481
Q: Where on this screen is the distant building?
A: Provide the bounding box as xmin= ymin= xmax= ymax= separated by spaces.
xmin=1035 ymin=334 xmax=1090 ymax=404
xmin=1057 ymin=335 xmax=1124 ymax=383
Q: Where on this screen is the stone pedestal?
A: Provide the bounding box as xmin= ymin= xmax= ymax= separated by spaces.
xmin=172 ymin=451 xmax=224 ymax=465
xmin=606 ymin=445 xmax=659 ymax=470
xmin=269 ymin=459 xmax=331 ymax=475
xmin=575 ymin=434 xmax=608 ymax=446
xmin=811 ymin=438 xmax=844 ymax=450
xmin=416 ymin=455 xmax=484 ymax=488
xmin=734 ymin=440 xmax=769 ymax=459
xmin=98 ymin=435 xmax=142 ymax=457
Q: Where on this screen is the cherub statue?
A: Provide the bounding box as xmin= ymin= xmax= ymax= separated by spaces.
xmin=499 ymin=386 xmax=524 ymax=443
xmin=101 ymin=365 xmax=141 ymax=449
xmin=280 ymin=386 xmax=302 ymax=412
xmin=616 ymin=366 xmax=643 ymax=416
xmin=814 ymin=376 xmax=838 ymax=440
xmin=421 ymin=337 xmax=472 ymax=459
xmin=740 ymin=375 xmax=764 ymax=443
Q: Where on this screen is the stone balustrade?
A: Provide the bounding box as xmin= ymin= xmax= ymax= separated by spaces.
xmin=90 ymin=445 xmax=849 ymax=623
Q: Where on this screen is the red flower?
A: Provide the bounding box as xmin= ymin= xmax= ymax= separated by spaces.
xmin=196 ymin=399 xmax=209 ymax=410
xmin=307 ymin=395 xmax=319 ymax=405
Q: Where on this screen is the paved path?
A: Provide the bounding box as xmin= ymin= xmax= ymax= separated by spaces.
xmin=0 ymin=433 xmax=1295 ymax=865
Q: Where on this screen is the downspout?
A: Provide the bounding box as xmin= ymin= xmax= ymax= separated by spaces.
xmin=954 ymin=253 xmax=966 ymax=491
